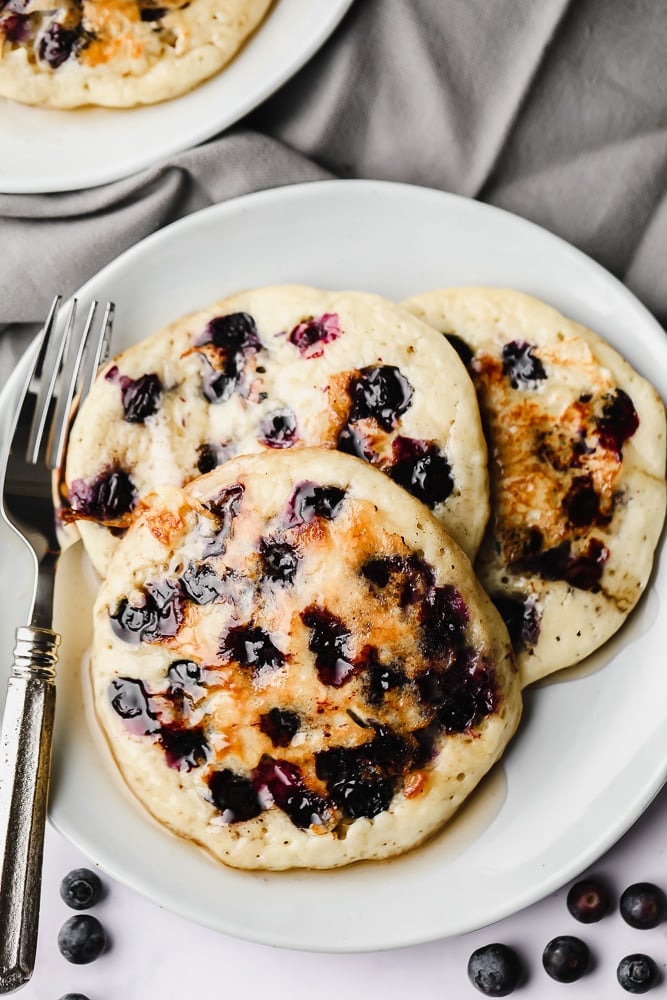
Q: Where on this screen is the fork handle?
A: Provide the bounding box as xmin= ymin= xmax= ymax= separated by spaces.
xmin=0 ymin=627 xmax=59 ymax=994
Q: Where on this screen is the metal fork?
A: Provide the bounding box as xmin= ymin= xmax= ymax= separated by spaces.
xmin=0 ymin=296 xmax=113 ymax=994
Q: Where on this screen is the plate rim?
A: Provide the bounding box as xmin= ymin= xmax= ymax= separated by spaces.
xmin=1 ymin=178 xmax=666 ymax=951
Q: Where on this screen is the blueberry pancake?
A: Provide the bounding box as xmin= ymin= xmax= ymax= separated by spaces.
xmin=90 ymin=448 xmax=520 ymax=870
xmin=64 ymin=285 xmax=489 ymax=575
xmin=402 ymin=288 xmax=666 ymax=687
xmin=0 ymin=0 xmax=271 ymax=108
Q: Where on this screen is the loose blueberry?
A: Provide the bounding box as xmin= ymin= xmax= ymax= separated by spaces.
xmin=542 ymin=935 xmax=590 ymax=983
xmin=58 ymin=994 xmax=91 ymax=1000
xmin=620 ymin=883 xmax=666 ymax=929
xmin=467 ymin=943 xmax=522 ymax=997
xmin=566 ymin=879 xmax=610 ymax=923
xmin=501 ymin=340 xmax=547 ymax=389
xmin=118 ymin=372 xmax=162 ymax=423
xmin=348 ymin=365 xmax=414 ymax=430
xmin=617 ymin=954 xmax=659 ymax=994
xmin=208 ymin=769 xmax=262 ymax=822
xmin=57 ymin=915 xmax=107 ymax=965
xmin=60 ymin=869 xmax=103 ymax=911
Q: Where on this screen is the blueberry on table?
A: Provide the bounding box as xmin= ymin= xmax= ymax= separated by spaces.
xmin=58 ymin=914 xmax=107 ymax=964
xmin=58 ymin=994 xmax=91 ymax=1000
xmin=542 ymin=935 xmax=590 ymax=982
xmin=566 ymin=878 xmax=610 ymax=923
xmin=60 ymin=868 xmax=103 ymax=910
xmin=620 ymin=883 xmax=666 ymax=929
xmin=466 ymin=943 xmax=522 ymax=996
xmin=617 ymin=954 xmax=659 ymax=994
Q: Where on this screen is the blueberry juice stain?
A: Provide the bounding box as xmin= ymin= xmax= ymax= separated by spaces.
xmin=287 ymin=312 xmax=341 ymax=359
xmin=68 ymin=467 xmax=137 ymax=521
xmin=194 ymin=312 xmax=262 ymax=403
xmin=286 ymin=482 xmax=346 ymax=526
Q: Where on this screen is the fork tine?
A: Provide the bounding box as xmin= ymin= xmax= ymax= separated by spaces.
xmin=26 ymin=298 xmax=77 ymax=465
xmin=47 ymin=300 xmax=98 ymax=471
xmin=48 ymin=300 xmax=114 ymax=471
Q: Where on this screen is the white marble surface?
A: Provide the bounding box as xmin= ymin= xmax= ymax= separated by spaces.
xmin=17 ymin=781 xmax=667 ymax=1000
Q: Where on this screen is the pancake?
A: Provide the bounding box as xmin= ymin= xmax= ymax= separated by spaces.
xmin=64 ymin=285 xmax=489 ymax=575
xmin=0 ymin=0 xmax=271 ymax=108
xmin=402 ymin=287 xmax=666 ymax=687
xmin=90 ymin=448 xmax=521 ymax=870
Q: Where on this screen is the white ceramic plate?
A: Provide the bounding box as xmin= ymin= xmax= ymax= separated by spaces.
xmin=0 ymin=180 xmax=665 ymax=952
xmin=0 ymin=0 xmax=353 ymax=194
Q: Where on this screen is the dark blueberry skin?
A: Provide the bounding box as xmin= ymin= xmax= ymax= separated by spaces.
xmin=445 ymin=333 xmax=475 ymax=369
xmin=315 ymin=738 xmax=397 ymax=820
xmin=208 ymin=769 xmax=262 ymax=822
xmin=301 ymin=606 xmax=355 ymax=687
xmin=199 ymin=313 xmax=260 ymax=353
xmin=491 ymin=593 xmax=541 ymax=654
xmin=286 ymin=482 xmax=346 ymax=526
xmin=617 ymin=954 xmax=660 ymax=994
xmin=420 ymin=584 xmax=469 ymax=657
xmin=167 ymin=659 xmax=204 ymax=699
xmin=416 ymin=655 xmax=497 ymax=733
xmin=467 ymin=943 xmax=523 ymax=997
xmin=259 ymin=708 xmax=300 ymax=747
xmin=57 ymin=915 xmax=107 ymax=965
xmin=566 ymin=879 xmax=610 ymax=923
xmin=260 ymin=538 xmax=300 ymax=585
xmin=1 ymin=11 xmax=30 ymax=41
xmin=108 ymin=677 xmax=160 ymax=735
xmin=119 ymin=372 xmax=162 ymax=423
xmin=562 ymin=475 xmax=607 ymax=528
xmin=259 ymin=407 xmax=299 ymax=448
xmin=139 ymin=4 xmax=167 ymax=19
xmin=110 ymin=578 xmax=184 ymax=644
xmin=202 ymin=483 xmax=244 ymax=555
xmin=542 ymin=936 xmax=590 ymax=983
xmin=253 ymin=756 xmax=329 ymax=829
xmin=389 ymin=437 xmax=453 ymax=507
xmin=220 ymin=625 xmax=285 ymax=672
xmin=69 ymin=468 xmax=136 ymax=521
xmin=39 ymin=21 xmax=79 ymax=67
xmin=364 ymin=661 xmax=407 ymax=706
xmin=620 ymin=883 xmax=666 ymax=929
xmin=597 ymin=388 xmax=639 ymax=458
xmin=362 ymin=553 xmax=434 ymax=607
xmin=501 ymin=340 xmax=547 ymax=389
xmin=509 ymin=537 xmax=608 ymax=591
xmin=348 ymin=365 xmax=414 ymax=431
xmin=158 ymin=724 xmax=209 ymax=771
xmin=60 ymin=869 xmax=104 ymax=911
xmin=58 ymin=994 xmax=91 ymax=1000
xmin=196 ymin=442 xmax=224 ymax=474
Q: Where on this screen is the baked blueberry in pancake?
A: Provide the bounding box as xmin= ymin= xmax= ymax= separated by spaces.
xmin=402 ymin=288 xmax=666 ymax=686
xmin=0 ymin=0 xmax=272 ymax=108
xmin=90 ymin=449 xmax=521 ymax=870
xmin=64 ymin=285 xmax=489 ymax=575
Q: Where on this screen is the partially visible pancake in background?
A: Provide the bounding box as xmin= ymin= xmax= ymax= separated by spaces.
xmin=90 ymin=448 xmax=521 ymax=870
xmin=0 ymin=0 xmax=272 ymax=108
xmin=64 ymin=285 xmax=489 ymax=575
xmin=402 ymin=287 xmax=666 ymax=687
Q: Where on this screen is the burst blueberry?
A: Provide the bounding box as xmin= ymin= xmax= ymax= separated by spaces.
xmin=208 ymin=769 xmax=262 ymax=822
xmin=348 ymin=365 xmax=414 ymax=430
xmin=60 ymin=869 xmax=103 ymax=911
xmin=501 ymin=340 xmax=547 ymax=389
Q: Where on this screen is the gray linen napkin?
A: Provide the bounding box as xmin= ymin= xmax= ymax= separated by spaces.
xmin=1 ymin=0 xmax=666 ymax=377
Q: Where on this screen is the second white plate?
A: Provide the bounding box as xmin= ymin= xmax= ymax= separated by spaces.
xmin=0 ymin=180 xmax=665 ymax=951
xmin=0 ymin=0 xmax=353 ymax=193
